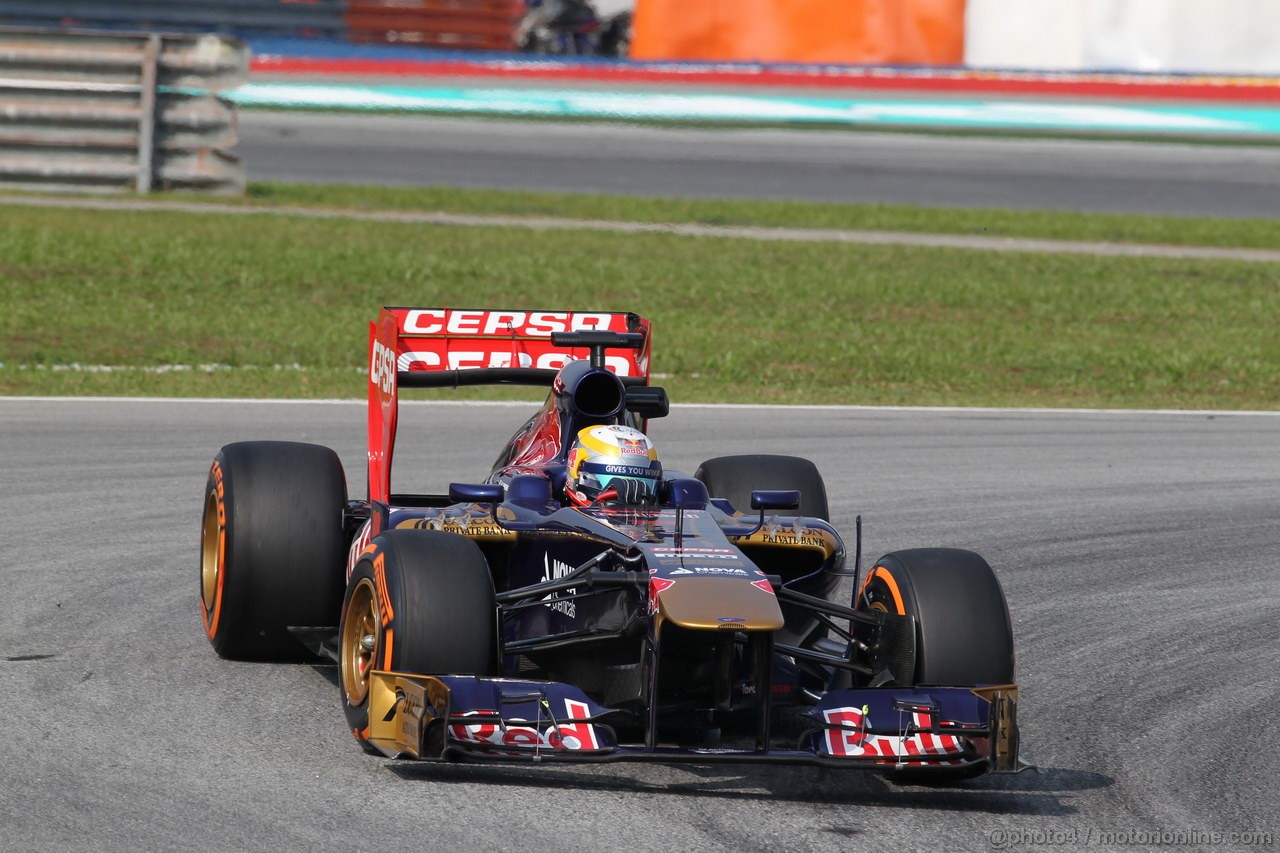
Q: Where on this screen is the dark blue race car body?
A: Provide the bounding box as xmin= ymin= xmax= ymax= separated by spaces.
xmin=200 ymin=307 xmax=1029 ymax=778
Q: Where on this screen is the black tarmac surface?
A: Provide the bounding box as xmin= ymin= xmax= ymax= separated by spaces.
xmin=1 ymin=398 xmax=1276 ymax=851
xmin=239 ymin=110 xmax=1280 ymax=218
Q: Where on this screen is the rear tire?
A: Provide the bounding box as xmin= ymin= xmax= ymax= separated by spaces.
xmin=340 ymin=530 xmax=497 ymax=752
xmin=858 ymin=548 xmax=1015 ymax=783
xmin=697 ymin=454 xmax=832 ymax=648
xmin=694 ymin=454 xmax=829 ymax=521
xmin=200 ymin=441 xmax=347 ymax=661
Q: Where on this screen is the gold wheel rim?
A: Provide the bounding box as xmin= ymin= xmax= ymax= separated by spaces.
xmin=342 ymin=579 xmax=379 ymax=706
xmin=200 ymin=490 xmax=220 ymax=612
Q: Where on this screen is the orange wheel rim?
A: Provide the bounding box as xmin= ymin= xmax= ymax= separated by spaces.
xmin=342 ymin=579 xmax=379 ymax=706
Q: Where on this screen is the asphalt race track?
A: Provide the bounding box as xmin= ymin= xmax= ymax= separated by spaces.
xmin=1 ymin=398 xmax=1276 ymax=851
xmin=238 ymin=111 xmax=1280 ymax=218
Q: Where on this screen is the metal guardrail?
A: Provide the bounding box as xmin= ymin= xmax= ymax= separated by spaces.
xmin=0 ymin=27 xmax=247 ymax=194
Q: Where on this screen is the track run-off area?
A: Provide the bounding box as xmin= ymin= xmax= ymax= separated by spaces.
xmin=0 ymin=397 xmax=1276 ymax=852
xmin=234 ymin=34 xmax=1280 ymax=218
xmin=232 ymin=110 xmax=1280 ymax=219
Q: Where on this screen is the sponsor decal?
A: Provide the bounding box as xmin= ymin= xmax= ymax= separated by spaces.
xmin=652 ymin=547 xmax=735 ymax=555
xmin=211 ymin=461 xmax=224 ymax=503
xmin=619 ymin=438 xmax=647 ymax=454
xmin=652 ymin=552 xmax=739 ymax=562
xmin=821 ymin=706 xmax=964 ymax=760
xmin=648 ymin=577 xmax=675 ymax=614
xmin=399 ymin=514 xmax=512 ymax=539
xmin=689 ymin=566 xmax=749 ymax=576
xmin=689 ymin=748 xmax=748 ymax=755
xmin=753 ymin=518 xmax=833 ymax=550
xmin=541 ymin=553 xmax=577 ymax=618
xmin=402 ymin=310 xmax=618 ymax=338
xmin=370 ymin=339 xmax=396 ymax=394
xmin=449 ymin=699 xmax=601 ymax=751
xmin=602 ymin=464 xmax=653 ymax=477
xmin=717 ymin=617 xmax=746 ymax=623
xmin=373 ymin=553 xmax=394 ymax=628
xmin=597 ymin=508 xmax=663 ymax=520
xmin=759 ymin=532 xmax=829 ymax=547
xmin=670 ymin=568 xmax=693 ymax=575
xmin=385 ymin=310 xmax=645 ymax=377
xmin=346 ymin=520 xmax=373 ymax=581
xmin=593 ymin=507 xmax=674 ymax=531
xmin=397 ymin=350 xmax=637 ymax=375
xmin=396 ymin=688 xmax=425 ymax=747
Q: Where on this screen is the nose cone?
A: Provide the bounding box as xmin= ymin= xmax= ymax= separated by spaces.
xmin=653 ymin=576 xmax=784 ymax=631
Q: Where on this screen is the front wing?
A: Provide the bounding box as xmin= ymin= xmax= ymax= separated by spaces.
xmin=366 ymin=671 xmax=1028 ymax=773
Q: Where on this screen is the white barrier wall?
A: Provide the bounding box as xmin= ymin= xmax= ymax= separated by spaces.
xmin=965 ymin=0 xmax=1280 ymax=74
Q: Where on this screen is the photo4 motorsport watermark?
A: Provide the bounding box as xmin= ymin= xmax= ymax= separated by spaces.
xmin=987 ymin=827 xmax=1274 ymax=848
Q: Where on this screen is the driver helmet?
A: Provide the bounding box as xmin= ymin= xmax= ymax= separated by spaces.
xmin=566 ymin=425 xmax=661 ymax=503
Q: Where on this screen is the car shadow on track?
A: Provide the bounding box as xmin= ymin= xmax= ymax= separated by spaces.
xmin=385 ymin=755 xmax=1108 ymax=817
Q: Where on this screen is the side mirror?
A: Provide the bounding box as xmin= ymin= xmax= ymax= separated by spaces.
xmin=544 ymin=464 xmax=569 ymax=499
xmin=505 ymin=474 xmax=554 ymax=511
xmin=449 ymin=483 xmax=504 ymax=504
xmin=750 ymin=490 xmax=801 ymax=512
xmin=625 ymin=385 xmax=670 ymax=419
xmin=667 ymin=478 xmax=709 ymax=510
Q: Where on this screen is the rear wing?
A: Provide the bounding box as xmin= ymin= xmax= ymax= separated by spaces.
xmin=367 ymin=307 xmax=652 ymax=503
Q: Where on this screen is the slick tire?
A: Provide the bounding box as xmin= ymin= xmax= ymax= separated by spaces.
xmin=858 ymin=548 xmax=1015 ymax=783
xmin=200 ymin=441 xmax=348 ymax=661
xmin=694 ymin=454 xmax=830 ymax=521
xmin=340 ymin=530 xmax=497 ymax=753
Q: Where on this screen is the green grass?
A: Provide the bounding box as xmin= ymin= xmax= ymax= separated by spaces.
xmin=239 ymin=182 xmax=1280 ymax=251
xmin=3 ymin=186 xmax=1279 ymax=409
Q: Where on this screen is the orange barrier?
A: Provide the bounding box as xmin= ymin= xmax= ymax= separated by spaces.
xmin=345 ymin=0 xmax=523 ymax=51
xmin=631 ymin=0 xmax=965 ymax=65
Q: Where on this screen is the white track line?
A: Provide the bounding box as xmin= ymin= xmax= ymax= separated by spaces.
xmin=4 ymin=194 xmax=1279 ymax=262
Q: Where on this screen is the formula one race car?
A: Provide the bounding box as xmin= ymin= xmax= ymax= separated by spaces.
xmin=200 ymin=307 xmax=1029 ymax=779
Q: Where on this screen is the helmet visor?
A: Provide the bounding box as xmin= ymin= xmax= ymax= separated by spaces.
xmin=579 ymin=460 xmax=660 ymax=500
xmin=592 ymin=473 xmax=658 ymax=499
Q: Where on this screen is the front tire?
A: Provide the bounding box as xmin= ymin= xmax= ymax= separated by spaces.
xmin=340 ymin=530 xmax=497 ymax=752
xmin=200 ymin=441 xmax=347 ymax=661
xmin=859 ymin=548 xmax=1014 ymax=687
xmin=858 ymin=548 xmax=1015 ymax=782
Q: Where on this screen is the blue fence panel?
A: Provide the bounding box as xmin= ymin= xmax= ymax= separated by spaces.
xmin=0 ymin=1 xmax=347 ymax=37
